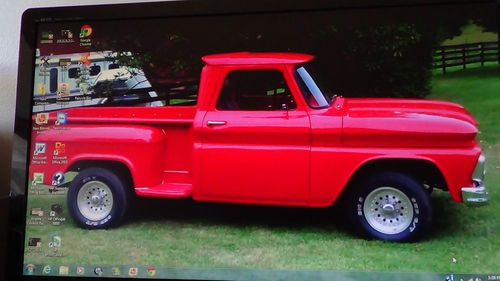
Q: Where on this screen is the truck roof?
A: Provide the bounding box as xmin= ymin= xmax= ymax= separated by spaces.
xmin=202 ymin=52 xmax=314 ymax=66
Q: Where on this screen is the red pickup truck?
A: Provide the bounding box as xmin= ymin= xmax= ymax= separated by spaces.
xmin=30 ymin=52 xmax=488 ymax=242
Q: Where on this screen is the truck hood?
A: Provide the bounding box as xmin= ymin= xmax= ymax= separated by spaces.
xmin=341 ymin=98 xmax=479 ymax=148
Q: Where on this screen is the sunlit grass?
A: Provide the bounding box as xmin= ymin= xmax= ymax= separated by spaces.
xmin=441 ymin=23 xmax=498 ymax=46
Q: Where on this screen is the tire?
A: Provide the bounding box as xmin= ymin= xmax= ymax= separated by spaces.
xmin=349 ymin=171 xmax=432 ymax=242
xmin=67 ymin=167 xmax=129 ymax=229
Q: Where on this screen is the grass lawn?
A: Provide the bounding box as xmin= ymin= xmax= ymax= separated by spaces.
xmin=441 ymin=23 xmax=498 ymax=46
xmin=24 ymin=65 xmax=500 ymax=273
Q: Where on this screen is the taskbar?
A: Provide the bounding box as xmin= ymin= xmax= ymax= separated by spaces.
xmin=23 ymin=264 xmax=500 ymax=281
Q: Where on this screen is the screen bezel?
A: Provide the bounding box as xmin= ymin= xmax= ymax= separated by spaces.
xmin=8 ymin=0 xmax=499 ymax=280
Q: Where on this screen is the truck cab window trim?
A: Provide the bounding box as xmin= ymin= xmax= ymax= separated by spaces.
xmin=294 ymin=65 xmax=331 ymax=109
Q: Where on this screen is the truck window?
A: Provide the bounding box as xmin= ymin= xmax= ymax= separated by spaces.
xmin=90 ymin=65 xmax=101 ymax=76
xmin=294 ymin=63 xmax=331 ymax=108
xmin=68 ymin=67 xmax=79 ymax=79
xmin=216 ymin=70 xmax=296 ymax=111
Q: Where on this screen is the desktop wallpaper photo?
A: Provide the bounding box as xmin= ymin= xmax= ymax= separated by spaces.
xmin=19 ymin=2 xmax=499 ymax=279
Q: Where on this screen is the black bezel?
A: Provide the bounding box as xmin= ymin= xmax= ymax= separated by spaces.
xmin=7 ymin=0 xmax=500 ymax=280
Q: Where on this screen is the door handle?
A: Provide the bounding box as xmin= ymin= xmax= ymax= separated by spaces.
xmin=207 ymin=121 xmax=227 ymax=126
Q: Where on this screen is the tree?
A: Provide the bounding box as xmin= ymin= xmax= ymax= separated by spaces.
xmin=92 ymin=2 xmax=498 ymax=99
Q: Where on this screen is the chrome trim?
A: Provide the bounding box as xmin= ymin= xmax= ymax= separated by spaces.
xmin=207 ymin=121 xmax=227 ymax=126
xmin=462 ymin=180 xmax=488 ymax=207
xmin=472 ymin=154 xmax=486 ymax=182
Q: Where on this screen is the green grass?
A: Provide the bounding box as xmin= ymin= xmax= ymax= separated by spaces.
xmin=24 ymin=66 xmax=500 ymax=273
xmin=430 ymin=65 xmax=500 ymax=144
xmin=441 ymin=23 xmax=498 ymax=46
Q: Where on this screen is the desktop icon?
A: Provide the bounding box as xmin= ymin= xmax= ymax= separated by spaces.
xmin=58 ymin=58 xmax=71 ymax=67
xmin=41 ymin=31 xmax=54 ymax=40
xmin=57 ymin=83 xmax=70 ymax=97
xmin=34 ymin=142 xmax=46 ymax=155
xmin=35 ymin=113 xmax=49 ymax=125
xmin=61 ymin=30 xmax=73 ymax=39
xmin=51 ymin=172 xmax=65 ymax=186
xmin=50 ymin=204 xmax=63 ymax=217
xmin=94 ymin=266 xmax=103 ymax=276
xmin=37 ymin=83 xmax=46 ymax=95
xmin=112 ymin=267 xmax=121 ymax=276
xmin=79 ymin=53 xmax=91 ymax=65
xmin=59 ymin=266 xmax=69 ymax=275
xmin=80 ymin=25 xmax=93 ymax=38
xmin=55 ymin=112 xmax=67 ymax=125
xmin=147 ymin=267 xmax=157 ymax=277
xmin=31 ymin=208 xmax=44 ymax=217
xmin=76 ymin=266 xmax=85 ymax=275
xmin=48 ymin=234 xmax=62 ymax=248
xmin=129 ymin=267 xmax=138 ymax=277
xmin=79 ymin=82 xmax=89 ymax=94
xmin=32 ymin=173 xmax=44 ymax=185
xmin=28 ymin=237 xmax=42 ymax=248
xmin=43 ymin=265 xmax=52 ymax=275
xmin=25 ymin=264 xmax=36 ymax=275
xmin=53 ymin=142 xmax=66 ymax=155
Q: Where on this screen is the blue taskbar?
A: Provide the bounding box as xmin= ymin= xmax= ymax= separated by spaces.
xmin=23 ymin=264 xmax=500 ymax=281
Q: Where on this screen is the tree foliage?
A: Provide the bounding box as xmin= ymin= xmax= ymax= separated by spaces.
xmin=94 ymin=3 xmax=498 ymax=98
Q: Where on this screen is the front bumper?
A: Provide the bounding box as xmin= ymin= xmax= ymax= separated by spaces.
xmin=462 ymin=180 xmax=488 ymax=206
xmin=461 ymin=154 xmax=488 ymax=207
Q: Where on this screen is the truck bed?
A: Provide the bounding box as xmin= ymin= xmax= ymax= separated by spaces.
xmin=34 ymin=105 xmax=198 ymax=198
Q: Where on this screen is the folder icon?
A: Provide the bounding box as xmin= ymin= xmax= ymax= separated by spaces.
xmin=37 ymin=83 xmax=46 ymax=95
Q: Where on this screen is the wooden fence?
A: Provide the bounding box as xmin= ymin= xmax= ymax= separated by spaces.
xmin=433 ymin=41 xmax=499 ymax=73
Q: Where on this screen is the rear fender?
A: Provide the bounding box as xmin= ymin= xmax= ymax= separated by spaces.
xmin=29 ymin=124 xmax=166 ymax=189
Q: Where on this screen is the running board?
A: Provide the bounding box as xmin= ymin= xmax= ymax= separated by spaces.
xmin=135 ymin=183 xmax=192 ymax=198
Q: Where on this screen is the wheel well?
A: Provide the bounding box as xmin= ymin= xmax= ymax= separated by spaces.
xmin=67 ymin=160 xmax=134 ymax=187
xmin=347 ymin=158 xmax=447 ymax=191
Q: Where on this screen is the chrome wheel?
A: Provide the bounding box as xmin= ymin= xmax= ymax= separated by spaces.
xmin=77 ymin=180 xmax=114 ymax=221
xmin=363 ymin=186 xmax=413 ymax=235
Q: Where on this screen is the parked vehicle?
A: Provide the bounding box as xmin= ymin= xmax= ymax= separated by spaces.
xmin=92 ymin=68 xmax=164 ymax=107
xmin=30 ymin=52 xmax=488 ymax=242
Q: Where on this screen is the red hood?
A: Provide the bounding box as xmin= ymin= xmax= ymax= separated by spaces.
xmin=340 ymin=98 xmax=479 ymax=148
xmin=344 ymin=98 xmax=476 ymax=125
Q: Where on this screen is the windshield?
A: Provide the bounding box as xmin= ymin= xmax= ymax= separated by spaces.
xmin=294 ymin=64 xmax=331 ymax=108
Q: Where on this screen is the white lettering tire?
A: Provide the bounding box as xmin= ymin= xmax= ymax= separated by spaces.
xmin=350 ymin=172 xmax=432 ymax=242
xmin=67 ymin=167 xmax=129 ymax=229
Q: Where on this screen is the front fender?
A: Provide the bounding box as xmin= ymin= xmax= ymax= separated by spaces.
xmin=309 ymin=146 xmax=480 ymax=206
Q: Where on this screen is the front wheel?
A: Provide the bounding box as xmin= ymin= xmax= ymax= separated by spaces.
xmin=67 ymin=167 xmax=129 ymax=229
xmin=349 ymin=172 xmax=432 ymax=242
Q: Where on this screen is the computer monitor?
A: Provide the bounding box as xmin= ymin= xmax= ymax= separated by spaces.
xmin=8 ymin=0 xmax=499 ymax=280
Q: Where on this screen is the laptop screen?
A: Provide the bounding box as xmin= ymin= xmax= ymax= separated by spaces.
xmin=16 ymin=1 xmax=499 ymax=280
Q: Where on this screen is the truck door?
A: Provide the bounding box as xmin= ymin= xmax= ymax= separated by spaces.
xmin=200 ymin=67 xmax=311 ymax=204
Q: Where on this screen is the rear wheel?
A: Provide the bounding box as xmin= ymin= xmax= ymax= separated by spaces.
xmin=68 ymin=167 xmax=129 ymax=229
xmin=349 ymin=172 xmax=432 ymax=242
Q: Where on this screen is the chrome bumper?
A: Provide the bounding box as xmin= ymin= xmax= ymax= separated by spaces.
xmin=462 ymin=180 xmax=488 ymax=207
xmin=462 ymin=154 xmax=488 ymax=207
